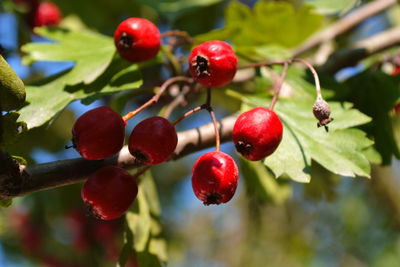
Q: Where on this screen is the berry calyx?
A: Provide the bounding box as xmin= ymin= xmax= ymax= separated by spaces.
xmin=114 ymin=18 xmax=161 ymax=63
xmin=192 ymin=151 xmax=239 ymax=205
xmin=313 ymin=97 xmax=333 ymax=129
xmin=81 ymin=166 xmax=138 ymax=220
xmin=33 ymin=2 xmax=62 ymax=27
xmin=128 ymin=116 xmax=178 ymax=165
xmin=71 ymin=106 xmax=126 ymax=160
xmin=189 ymin=40 xmax=238 ymax=88
xmin=233 ymin=107 xmax=283 ymax=161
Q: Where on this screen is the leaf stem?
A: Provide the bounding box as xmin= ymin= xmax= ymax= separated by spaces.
xmin=122 ymin=76 xmax=193 ymax=122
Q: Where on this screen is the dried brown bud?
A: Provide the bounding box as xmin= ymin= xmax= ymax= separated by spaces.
xmin=313 ymin=97 xmax=333 ymax=131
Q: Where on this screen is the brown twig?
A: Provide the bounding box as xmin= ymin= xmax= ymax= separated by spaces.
xmin=320 ymin=27 xmax=400 ymax=74
xmin=0 ymin=115 xmax=237 ymax=200
xmin=292 ymin=0 xmax=398 ymax=57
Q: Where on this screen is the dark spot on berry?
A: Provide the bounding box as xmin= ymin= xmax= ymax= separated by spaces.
xmin=119 ymin=33 xmax=133 ymax=49
xmin=203 ymin=192 xmax=222 ymax=205
xmin=194 ymin=55 xmax=210 ymax=77
xmin=84 ymin=201 xmax=102 ymax=220
xmin=131 ymin=149 xmax=149 ymax=163
xmin=235 ymin=140 xmax=252 ymax=156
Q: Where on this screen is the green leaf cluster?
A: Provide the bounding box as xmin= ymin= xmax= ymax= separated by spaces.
xmin=196 ymin=0 xmax=323 ymax=60
xmin=120 ymin=171 xmax=167 ymax=267
xmin=228 ymin=67 xmax=375 ymax=183
xmin=18 ymin=27 xmax=143 ymax=129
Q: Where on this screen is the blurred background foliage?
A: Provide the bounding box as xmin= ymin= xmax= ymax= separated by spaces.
xmin=0 ymin=0 xmax=400 ymax=266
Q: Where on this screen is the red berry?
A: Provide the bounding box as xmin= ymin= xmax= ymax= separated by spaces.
xmin=128 ymin=116 xmax=178 ymax=165
xmin=192 ymin=151 xmax=239 ymax=205
xmin=114 ymin=18 xmax=161 ymax=63
xmin=72 ymin=106 xmax=126 ymax=160
xmin=189 ymin=40 xmax=237 ymax=88
xmin=81 ymin=166 xmax=138 ymax=220
xmin=33 ymin=2 xmax=62 ymax=27
xmin=392 ymin=66 xmax=400 ymax=76
xmin=233 ymin=107 xmax=283 ymax=161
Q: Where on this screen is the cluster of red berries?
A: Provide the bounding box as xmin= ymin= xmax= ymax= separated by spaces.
xmin=14 ymin=0 xmax=61 ymax=28
xmin=73 ymin=107 xmax=177 ymax=220
xmin=73 ymin=17 xmax=285 ymax=220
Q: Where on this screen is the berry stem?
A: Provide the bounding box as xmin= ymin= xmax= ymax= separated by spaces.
xmin=238 ymin=61 xmax=288 ymax=70
xmin=171 ymin=87 xmax=220 ymax=151
xmin=122 ymin=76 xmax=193 ymax=122
xmin=269 ymin=61 xmax=289 ymax=110
xmin=163 ymin=84 xmax=192 ymax=119
xmin=206 ymin=87 xmax=220 ymax=152
xmin=172 ymin=105 xmax=206 ymax=125
xmin=292 ymin=58 xmax=322 ymax=99
xmin=160 ymin=45 xmax=182 ymax=76
xmin=160 ymin=30 xmax=194 ymax=44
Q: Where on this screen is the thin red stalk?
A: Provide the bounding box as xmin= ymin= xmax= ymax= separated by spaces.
xmin=172 ymin=105 xmax=206 ymax=125
xmin=269 ymin=62 xmax=289 ymax=110
xmin=238 ymin=61 xmax=287 ymax=70
xmin=293 ymin=58 xmax=322 ymax=98
xmin=160 ymin=30 xmax=194 ymax=44
xmin=205 ymin=87 xmax=220 ymax=152
xmin=122 ymin=76 xmax=193 ymax=122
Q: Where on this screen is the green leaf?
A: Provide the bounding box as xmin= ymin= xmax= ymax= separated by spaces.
xmin=197 ymin=1 xmax=323 ymax=48
xmin=136 ymin=0 xmax=223 ymax=21
xmin=18 ymin=58 xmax=142 ymax=129
xmin=122 ymin=170 xmax=167 ymax=266
xmin=126 ymin=190 xmax=151 ymax=252
xmin=344 ymin=71 xmax=400 ymax=164
xmin=1 ymin=112 xmax=27 ymax=148
xmin=0 ymin=199 xmax=12 ymax=208
xmin=240 ymin=159 xmax=292 ymax=204
xmin=140 ymin=171 xmax=161 ymax=217
xmin=230 ymin=93 xmax=373 ymax=182
xmin=22 ymin=27 xmax=115 ymax=85
xmin=305 ymin=0 xmax=361 ymax=15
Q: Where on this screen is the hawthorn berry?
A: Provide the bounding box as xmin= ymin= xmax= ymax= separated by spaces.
xmin=114 ymin=18 xmax=161 ymax=63
xmin=189 ymin=40 xmax=238 ymax=87
xmin=192 ymin=151 xmax=239 ymax=205
xmin=71 ymin=106 xmax=126 ymax=160
xmin=33 ymin=2 xmax=62 ymax=27
xmin=233 ymin=107 xmax=283 ymax=161
xmin=128 ymin=116 xmax=178 ymax=165
xmin=81 ymin=166 xmax=138 ymax=220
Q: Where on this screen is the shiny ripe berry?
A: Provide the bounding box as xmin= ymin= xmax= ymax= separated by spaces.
xmin=192 ymin=151 xmax=239 ymax=205
xmin=81 ymin=166 xmax=138 ymax=220
xmin=128 ymin=116 xmax=178 ymax=165
xmin=233 ymin=107 xmax=283 ymax=161
xmin=114 ymin=18 xmax=161 ymax=63
xmin=189 ymin=40 xmax=238 ymax=88
xmin=33 ymin=2 xmax=62 ymax=27
xmin=72 ymin=106 xmax=126 ymax=160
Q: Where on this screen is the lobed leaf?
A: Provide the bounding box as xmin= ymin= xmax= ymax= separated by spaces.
xmin=22 ymin=27 xmax=115 ymax=85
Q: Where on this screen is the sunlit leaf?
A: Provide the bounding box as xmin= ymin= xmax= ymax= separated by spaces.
xmin=241 ymin=159 xmax=292 ymax=204
xmin=18 ymin=59 xmax=142 ymax=129
xmin=22 ymin=27 xmax=115 ymax=85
